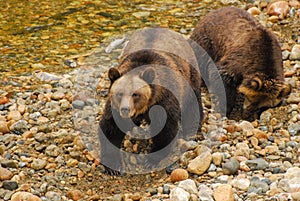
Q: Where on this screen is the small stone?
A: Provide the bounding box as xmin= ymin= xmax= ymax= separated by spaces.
xmin=285 ymin=167 xmax=300 ymax=179
xmin=9 ymin=120 xmax=29 ymax=134
xmin=178 ymin=179 xmax=198 ymax=194
xmin=246 ymin=158 xmax=269 ymax=170
xmin=72 ymin=100 xmax=85 ymax=109
xmin=292 ymin=192 xmax=300 ymax=201
xmin=163 ymin=184 xmax=170 ymax=194
xmin=67 ymin=189 xmax=83 ymax=201
xmin=0 ymin=121 xmax=9 ymax=134
xmin=0 ymin=167 xmax=13 ymax=180
xmin=232 ymin=178 xmax=250 ymax=191
xmin=45 ymin=191 xmax=61 ymax=201
xmin=18 ymin=104 xmax=26 ymax=115
xmin=249 ymin=177 xmax=269 ymax=193
xmin=11 ymin=192 xmax=42 ymax=201
xmin=212 ymin=152 xmax=223 ymax=166
xmin=290 ymin=44 xmax=300 ymax=60
xmin=187 ymin=151 xmax=212 ymax=175
xmin=268 ymin=15 xmax=279 ymax=23
xmin=45 ymin=144 xmax=61 ymax=157
xmin=198 ymin=184 xmax=214 ymax=201
xmin=213 ymin=184 xmax=234 ymax=201
xmin=2 ymin=180 xmax=18 ymax=190
xmin=267 ymin=1 xmax=290 ymax=19
xmin=265 ymin=145 xmax=279 ymax=154
xmin=132 ymin=11 xmax=150 ymax=18
xmin=170 ymin=187 xmax=190 ymax=201
xmin=31 ymin=159 xmax=47 ymax=170
xmin=1 ymin=160 xmax=18 ymax=168
xmin=222 ymin=158 xmax=239 ymax=175
xmin=7 ymin=111 xmax=22 ymax=121
xmin=111 ymin=194 xmax=124 ymax=201
xmin=235 ymin=143 xmax=250 ymax=158
xmin=238 ymin=121 xmax=254 ymax=131
xmin=52 ymin=91 xmax=65 ymax=100
xmin=170 ymin=168 xmax=189 ymax=182
xmin=247 ymin=7 xmax=261 ymax=16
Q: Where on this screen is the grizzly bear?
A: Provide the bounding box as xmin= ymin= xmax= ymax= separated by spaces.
xmin=99 ymin=28 xmax=203 ymax=174
xmin=190 ymin=7 xmax=291 ymax=120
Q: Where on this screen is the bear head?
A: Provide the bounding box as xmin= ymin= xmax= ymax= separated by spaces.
xmin=108 ymin=67 xmax=156 ymax=119
xmin=238 ymin=75 xmax=291 ymax=117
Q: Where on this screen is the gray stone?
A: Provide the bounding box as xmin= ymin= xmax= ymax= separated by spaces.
xmin=9 ymin=120 xmax=29 ymax=134
xmin=170 ymin=187 xmax=190 ymax=201
xmin=72 ymin=100 xmax=85 ymax=109
xmin=178 ymin=179 xmax=198 ymax=194
xmin=198 ymin=184 xmax=214 ymax=201
xmin=45 ymin=191 xmax=61 ymax=201
xmin=288 ymin=123 xmax=300 ymax=136
xmin=2 ymin=180 xmax=18 ymax=190
xmin=31 ymin=159 xmax=47 ymax=170
xmin=246 ymin=158 xmax=269 ymax=170
xmin=222 ymin=158 xmax=240 ymax=175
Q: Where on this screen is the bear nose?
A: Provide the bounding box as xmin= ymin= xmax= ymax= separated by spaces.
xmin=120 ymin=107 xmax=130 ymax=117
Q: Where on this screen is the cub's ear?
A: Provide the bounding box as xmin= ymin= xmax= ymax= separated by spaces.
xmin=247 ymin=77 xmax=263 ymax=91
xmin=277 ymin=83 xmax=291 ymax=99
xmin=140 ymin=67 xmax=156 ymax=83
xmin=108 ymin=67 xmax=121 ymax=83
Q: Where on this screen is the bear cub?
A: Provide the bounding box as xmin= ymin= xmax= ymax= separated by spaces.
xmin=190 ymin=7 xmax=291 ymax=120
xmin=99 ymin=28 xmax=203 ymax=174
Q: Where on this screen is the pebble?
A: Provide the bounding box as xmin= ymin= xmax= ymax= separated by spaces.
xmin=213 ymin=184 xmax=234 ymax=201
xmin=9 ymin=120 xmax=29 ymax=134
xmin=249 ymin=177 xmax=269 ymax=193
xmin=31 ymin=159 xmax=47 ymax=170
xmin=0 ymin=167 xmax=13 ymax=181
xmin=67 ymin=189 xmax=83 ymax=201
xmin=72 ymin=100 xmax=85 ymax=109
xmin=222 ymin=158 xmax=240 ymax=175
xmin=235 ymin=143 xmax=250 ymax=158
xmin=290 ymin=44 xmax=300 ymax=60
xmin=198 ymin=184 xmax=214 ymax=201
xmin=246 ymin=158 xmax=269 ymax=170
xmin=247 ymin=7 xmax=261 ymax=16
xmin=45 ymin=144 xmax=61 ymax=157
xmin=0 ymin=121 xmax=9 ymax=133
xmin=170 ymin=168 xmax=189 ymax=182
xmin=187 ymin=151 xmax=212 ymax=175
xmin=132 ymin=11 xmax=150 ymax=18
xmin=212 ymin=152 xmax=223 ymax=166
xmin=170 ymin=187 xmax=190 ymax=201
xmin=267 ymin=1 xmax=290 ymax=19
xmin=45 ymin=191 xmax=61 ymax=201
xmin=11 ymin=191 xmax=42 ymax=201
xmin=2 ymin=180 xmax=18 ymax=190
xmin=232 ymin=178 xmax=250 ymax=191
xmin=178 ymin=179 xmax=198 ymax=194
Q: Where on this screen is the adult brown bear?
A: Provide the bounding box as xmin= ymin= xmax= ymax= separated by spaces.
xmin=190 ymin=7 xmax=291 ymax=120
xmin=99 ymin=28 xmax=203 ymax=174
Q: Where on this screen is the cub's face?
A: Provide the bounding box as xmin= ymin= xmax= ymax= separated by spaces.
xmin=238 ymin=76 xmax=291 ymax=116
xmin=108 ymin=67 xmax=155 ymax=118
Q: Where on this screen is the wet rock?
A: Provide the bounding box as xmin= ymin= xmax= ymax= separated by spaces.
xmin=67 ymin=189 xmax=83 ymax=201
xmin=187 ymin=151 xmax=212 ymax=175
xmin=178 ymin=179 xmax=198 ymax=194
xmin=267 ymin=1 xmax=290 ymax=19
xmin=170 ymin=168 xmax=189 ymax=182
xmin=0 ymin=121 xmax=9 ymax=134
xmin=31 ymin=159 xmax=47 ymax=170
xmin=0 ymin=167 xmax=13 ymax=181
xmin=222 ymin=158 xmax=240 ymax=175
xmin=2 ymin=180 xmax=18 ymax=190
xmin=170 ymin=187 xmax=190 ymax=201
xmin=213 ymin=184 xmax=234 ymax=201
xmin=11 ymin=191 xmax=42 ymax=201
xmin=9 ymin=120 xmax=29 ymax=134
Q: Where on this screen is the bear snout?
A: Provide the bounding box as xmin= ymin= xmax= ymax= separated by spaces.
xmin=120 ymin=107 xmax=131 ymax=118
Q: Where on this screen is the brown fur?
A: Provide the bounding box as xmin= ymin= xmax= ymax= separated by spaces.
xmin=190 ymin=7 xmax=291 ymax=120
xmin=99 ymin=28 xmax=203 ymax=174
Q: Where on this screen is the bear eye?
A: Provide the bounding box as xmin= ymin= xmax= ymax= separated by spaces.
xmin=116 ymin=92 xmax=123 ymax=99
xmin=132 ymin=93 xmax=140 ymax=98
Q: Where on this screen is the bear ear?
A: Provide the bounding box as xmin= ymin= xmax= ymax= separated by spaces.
xmin=277 ymin=83 xmax=291 ymax=99
xmin=140 ymin=67 xmax=156 ymax=83
xmin=247 ymin=77 xmax=263 ymax=91
xmin=108 ymin=67 xmax=121 ymax=83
